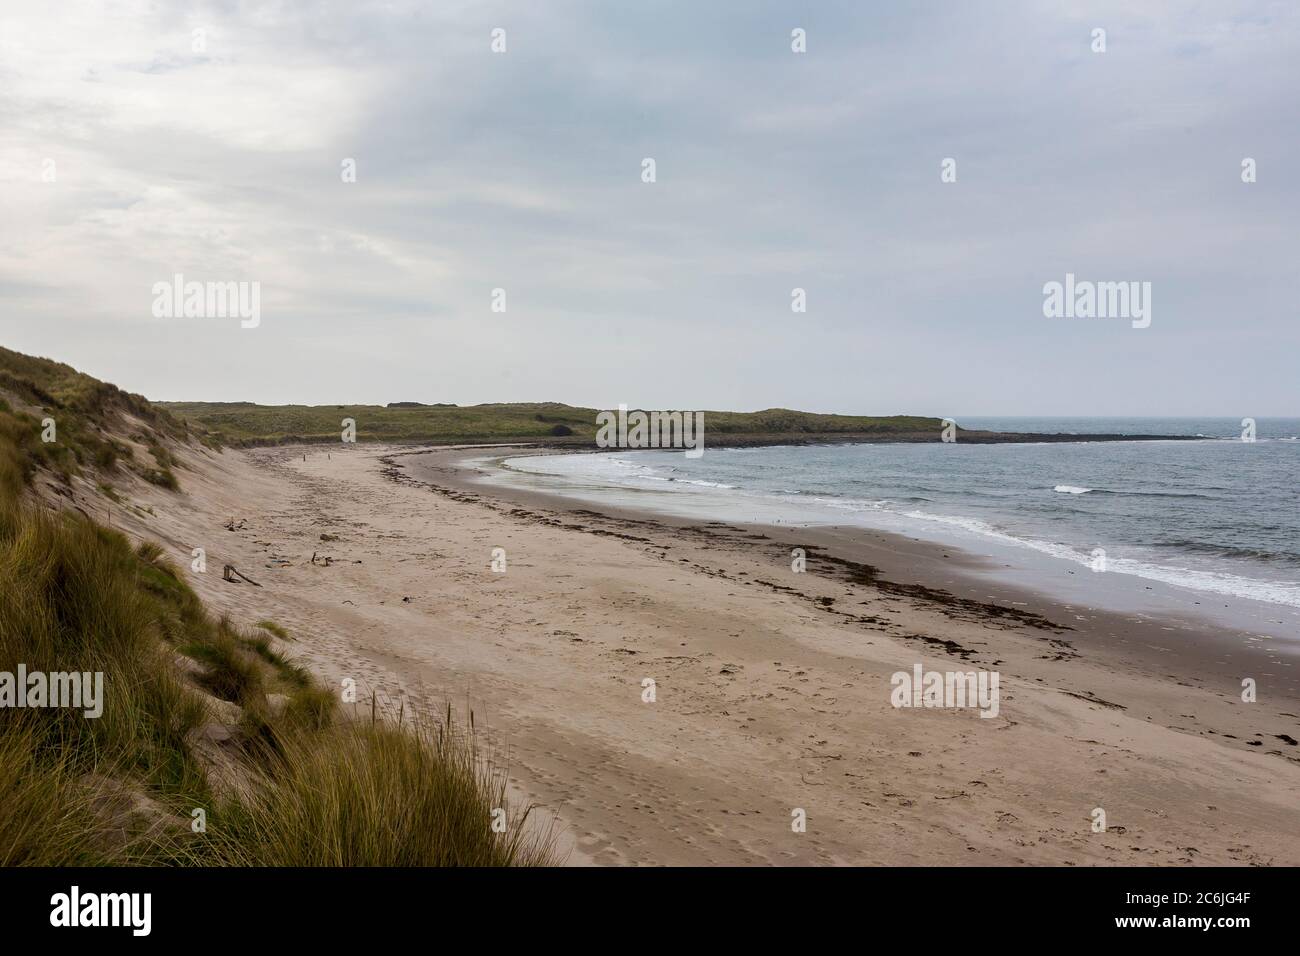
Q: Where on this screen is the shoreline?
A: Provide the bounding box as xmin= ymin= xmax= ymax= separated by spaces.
xmin=397 ymin=446 xmax=1300 ymax=700
xmin=469 ymin=443 xmax=1300 ymax=639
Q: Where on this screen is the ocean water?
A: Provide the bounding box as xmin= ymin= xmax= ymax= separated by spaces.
xmin=474 ymin=418 xmax=1300 ymax=635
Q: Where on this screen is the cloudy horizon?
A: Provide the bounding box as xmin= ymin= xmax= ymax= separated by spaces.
xmin=1 ymin=1 xmax=1296 ymax=416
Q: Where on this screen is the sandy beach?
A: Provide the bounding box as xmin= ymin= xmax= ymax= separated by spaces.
xmin=85 ymin=440 xmax=1300 ymax=866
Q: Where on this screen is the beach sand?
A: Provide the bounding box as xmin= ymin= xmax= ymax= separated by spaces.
xmin=86 ymin=440 xmax=1300 ymax=866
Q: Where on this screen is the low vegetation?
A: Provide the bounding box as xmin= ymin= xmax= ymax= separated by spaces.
xmin=0 ymin=346 xmax=210 ymax=492
xmin=163 ymin=399 xmax=945 ymax=446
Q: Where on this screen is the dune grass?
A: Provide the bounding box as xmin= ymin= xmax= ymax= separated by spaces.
xmin=255 ymin=619 xmax=292 ymax=641
xmin=0 ymin=345 xmax=189 ymax=442
xmin=0 ymin=503 xmax=210 ymax=794
xmin=0 ymin=728 xmax=118 ymax=866
xmin=197 ymin=712 xmax=552 ymax=866
xmin=0 ymin=346 xmax=220 ymax=493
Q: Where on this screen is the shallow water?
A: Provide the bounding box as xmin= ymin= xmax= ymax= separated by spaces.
xmin=467 ymin=417 xmax=1300 ymax=640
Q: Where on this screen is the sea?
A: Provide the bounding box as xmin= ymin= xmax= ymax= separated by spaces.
xmin=467 ymin=417 xmax=1300 ymax=640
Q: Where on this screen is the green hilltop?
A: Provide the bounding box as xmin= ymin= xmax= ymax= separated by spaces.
xmin=160 ymin=400 xmax=944 ymax=447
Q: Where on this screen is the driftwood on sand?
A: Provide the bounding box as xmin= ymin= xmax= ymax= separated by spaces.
xmin=222 ymin=564 xmax=263 ymax=587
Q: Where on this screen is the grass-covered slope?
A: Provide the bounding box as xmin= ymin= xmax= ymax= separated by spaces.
xmin=0 ymin=345 xmax=208 ymax=492
xmin=0 ymin=347 xmax=552 ymax=866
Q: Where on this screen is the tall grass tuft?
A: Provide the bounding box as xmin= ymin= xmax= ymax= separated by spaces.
xmin=0 ymin=500 xmax=209 ymax=797
xmin=200 ymin=715 xmax=554 ymax=867
xmin=0 ymin=729 xmax=112 ymax=866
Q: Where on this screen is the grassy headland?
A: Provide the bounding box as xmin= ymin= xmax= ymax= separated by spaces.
xmin=161 ymin=399 xmax=1194 ymax=450
xmin=160 ymin=400 xmax=947 ymax=447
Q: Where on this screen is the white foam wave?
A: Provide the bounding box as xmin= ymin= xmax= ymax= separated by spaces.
xmin=493 ymin=451 xmax=1300 ymax=610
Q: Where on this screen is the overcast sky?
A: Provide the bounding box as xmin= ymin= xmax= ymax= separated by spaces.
xmin=1 ymin=1 xmax=1296 ymax=416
